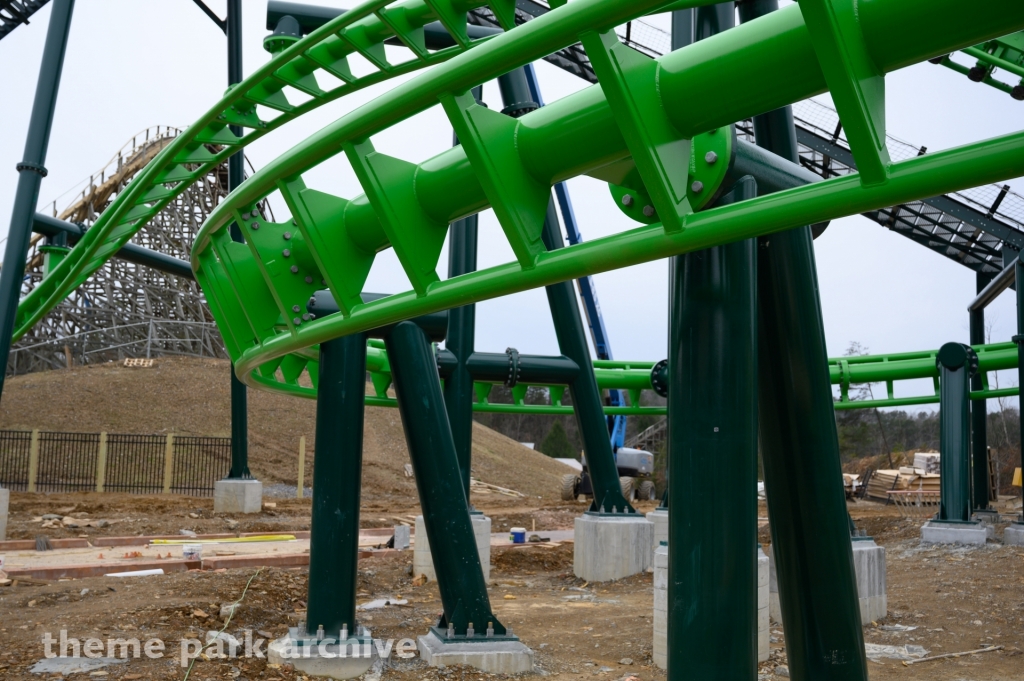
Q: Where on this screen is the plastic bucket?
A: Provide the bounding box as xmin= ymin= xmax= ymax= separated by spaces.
xmin=182 ymin=544 xmax=202 ymax=561
xmin=509 ymin=527 xmax=526 ymax=544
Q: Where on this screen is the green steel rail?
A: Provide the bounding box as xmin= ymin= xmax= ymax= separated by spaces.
xmin=186 ymin=0 xmax=1024 ymax=401
xmin=352 ymin=339 xmax=1020 ymax=417
xmin=12 ymin=0 xmax=522 ymax=341
xmin=930 ymin=31 xmax=1024 ymax=100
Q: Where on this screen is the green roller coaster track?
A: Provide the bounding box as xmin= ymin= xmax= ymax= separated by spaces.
xmin=14 ymin=0 xmax=1024 ymax=412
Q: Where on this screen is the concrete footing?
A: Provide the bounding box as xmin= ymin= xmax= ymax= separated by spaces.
xmin=769 ymin=539 xmax=888 ymax=625
xmin=573 ymin=513 xmax=653 ymax=582
xmin=0 ymin=486 xmax=8 ymax=542
xmin=652 ymin=545 xmax=667 ymax=670
xmin=1003 ymin=523 xmax=1024 ymax=546
xmin=851 ymin=538 xmax=887 ymax=622
xmin=213 ymin=479 xmax=263 ymax=514
xmin=653 ymin=544 xmax=769 ymax=669
xmin=417 ymin=631 xmax=534 ymax=673
xmin=267 ymin=630 xmax=377 ymax=679
xmin=414 ymin=515 xmax=491 ymax=583
xmin=757 ymin=547 xmax=769 ymax=662
xmin=645 ymin=508 xmax=667 ymax=562
xmin=920 ymin=520 xmax=988 ymax=545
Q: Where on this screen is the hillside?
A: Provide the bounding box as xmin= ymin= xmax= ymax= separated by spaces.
xmin=0 ymin=357 xmax=569 ymax=502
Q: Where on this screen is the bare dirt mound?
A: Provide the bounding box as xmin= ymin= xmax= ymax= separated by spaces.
xmin=0 ymin=357 xmax=569 ymax=502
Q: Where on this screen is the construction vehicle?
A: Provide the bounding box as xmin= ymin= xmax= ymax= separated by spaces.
xmin=561 ymin=447 xmax=655 ymax=503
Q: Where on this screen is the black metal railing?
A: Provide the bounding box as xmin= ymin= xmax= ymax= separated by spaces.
xmin=0 ymin=429 xmax=230 ymax=496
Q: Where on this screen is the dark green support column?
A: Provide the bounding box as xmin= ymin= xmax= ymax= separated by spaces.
xmin=0 ymin=0 xmax=74 ymax=397
xmin=305 ymin=332 xmax=367 ymax=639
xmin=667 ymin=177 xmax=759 ymax=681
xmin=496 ymin=67 xmax=630 ymax=513
xmin=385 ymin=321 xmax=507 ymax=637
xmin=443 ymin=85 xmax=483 ymax=503
xmin=737 ymin=2 xmax=868 ymax=679
xmin=970 ymin=272 xmax=992 ymax=511
xmin=937 ymin=343 xmax=977 ymax=523
xmin=541 ymin=202 xmax=632 ymax=513
xmin=226 ymin=0 xmax=251 ymax=479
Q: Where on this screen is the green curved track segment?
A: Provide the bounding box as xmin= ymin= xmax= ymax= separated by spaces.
xmin=187 ymin=0 xmax=1024 ymax=400
xmin=12 ymin=0 xmax=519 ymax=341
xmin=343 ymin=340 xmax=1020 ymax=418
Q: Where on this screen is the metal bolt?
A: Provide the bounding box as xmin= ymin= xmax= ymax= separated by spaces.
xmin=705 ymin=151 xmax=718 ymax=164
xmin=292 ymin=305 xmax=300 ymax=313
xmin=241 ymin=212 xmax=250 ymax=220
xmin=302 ymin=313 xmax=310 ymax=321
xmin=305 ymin=276 xmax=313 ymax=284
xmin=642 ymin=205 xmax=655 ymax=217
xmin=621 ymin=194 xmax=634 ymax=207
xmin=691 ymin=180 xmax=704 ymax=193
xmin=293 ymin=317 xmax=301 ymax=325
xmin=282 ymin=249 xmax=291 ymax=257
xmin=283 ymin=232 xmax=292 ymax=240
xmin=250 ymin=222 xmax=259 ymax=230
xmin=309 ymin=296 xmax=316 ymax=307
xmin=713 ymin=426 xmax=719 ymax=432
xmin=290 ymin=265 xmax=299 ymax=274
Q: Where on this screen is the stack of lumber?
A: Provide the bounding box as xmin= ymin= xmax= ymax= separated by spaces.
xmin=913 ymin=452 xmax=940 ymax=474
xmin=900 ymin=466 xmax=940 ymax=491
xmin=866 ymin=468 xmax=940 ymax=501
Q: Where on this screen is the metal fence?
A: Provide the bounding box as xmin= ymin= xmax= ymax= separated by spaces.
xmin=0 ymin=430 xmax=230 ymax=497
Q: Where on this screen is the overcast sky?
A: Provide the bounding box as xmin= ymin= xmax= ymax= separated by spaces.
xmin=1 ymin=1 xmax=1022 ymax=409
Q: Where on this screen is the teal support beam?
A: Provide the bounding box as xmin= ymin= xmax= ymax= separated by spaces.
xmin=970 ymin=272 xmax=991 ymax=511
xmin=226 ymin=0 xmax=250 ymax=479
xmin=497 ymin=66 xmax=631 ymax=513
xmin=443 ymin=85 xmax=483 ymax=503
xmin=737 ymin=2 xmax=868 ymax=680
xmin=937 ymin=343 xmax=977 ymax=523
xmin=384 ymin=320 xmax=505 ymax=637
xmin=0 ymin=0 xmax=74 ymax=395
xmin=541 ymin=200 xmax=632 ymax=514
xmin=305 ymin=332 xmax=367 ymax=638
xmin=667 ymin=176 xmax=759 ymax=681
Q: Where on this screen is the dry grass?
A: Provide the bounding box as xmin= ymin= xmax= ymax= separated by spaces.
xmin=0 ymin=357 xmax=569 ymax=500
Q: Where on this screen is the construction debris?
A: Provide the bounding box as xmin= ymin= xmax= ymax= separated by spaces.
xmin=470 ymin=478 xmax=525 ymax=498
xmin=902 ymin=644 xmax=1003 ymax=665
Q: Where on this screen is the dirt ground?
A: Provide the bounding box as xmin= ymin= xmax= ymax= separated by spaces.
xmin=1 ymin=494 xmax=1023 ymax=680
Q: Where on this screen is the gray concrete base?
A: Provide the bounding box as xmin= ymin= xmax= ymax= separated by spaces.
xmin=1004 ymin=523 xmax=1024 ymax=546
xmin=414 ymin=515 xmax=491 ymax=583
xmin=851 ymin=538 xmax=887 ymax=623
xmin=652 ymin=545 xmax=667 ymax=669
xmin=267 ymin=631 xmax=377 ymax=679
xmin=757 ymin=547 xmax=769 ymax=662
xmin=0 ymin=486 xmax=9 ymax=542
xmin=213 ymin=479 xmax=263 ymax=514
xmin=574 ymin=513 xmax=653 ymax=582
xmin=769 ymin=539 xmax=888 ymax=625
xmin=645 ymin=508 xmax=667 ymax=563
xmin=417 ymin=631 xmax=533 ymax=674
xmin=973 ymin=510 xmax=1000 ymax=524
xmin=653 ymin=545 xmax=768 ymax=669
xmin=920 ymin=520 xmax=988 ymax=546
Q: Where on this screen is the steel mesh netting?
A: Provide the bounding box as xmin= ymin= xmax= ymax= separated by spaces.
xmin=34 ymin=431 xmax=100 ymax=493
xmin=105 ymin=433 xmax=167 ymax=494
xmin=0 ymin=430 xmax=33 ymax=491
xmin=171 ymin=436 xmax=231 ymax=496
xmin=615 ymin=19 xmax=670 ymax=58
